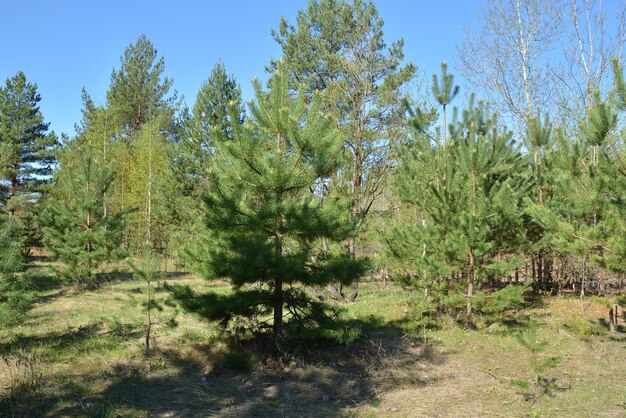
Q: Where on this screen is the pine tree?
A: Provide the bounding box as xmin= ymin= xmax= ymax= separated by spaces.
xmin=0 ymin=214 xmax=23 ymax=282
xmin=106 ymin=35 xmax=176 ymax=138
xmin=271 ymin=0 xmax=416 ymax=300
xmin=169 ymin=66 xmax=367 ymax=335
xmin=0 ymin=71 xmax=57 ymax=215
xmin=39 ymin=149 xmax=130 ymax=286
xmin=128 ymin=247 xmax=164 ymax=356
xmin=389 ymin=95 xmax=529 ymax=324
xmin=526 ymin=80 xmax=626 ymax=295
xmin=522 ymin=114 xmax=557 ymax=290
xmin=432 ymin=62 xmax=460 ymax=164
xmin=93 ymin=35 xmax=179 ymax=252
xmin=171 ymin=61 xmax=245 ymax=233
xmin=0 ymin=213 xmax=31 ymax=326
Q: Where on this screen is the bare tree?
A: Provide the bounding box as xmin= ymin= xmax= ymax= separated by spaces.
xmin=555 ymin=0 xmax=626 ymax=128
xmin=457 ymin=0 xmax=561 ymax=133
xmin=458 ymin=0 xmax=626 ymax=133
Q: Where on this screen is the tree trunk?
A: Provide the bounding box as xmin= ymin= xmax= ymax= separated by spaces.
xmin=347 ymin=235 xmax=359 ymax=302
xmin=466 ymin=254 xmax=475 ymax=326
xmin=273 ymin=277 xmax=283 ymax=335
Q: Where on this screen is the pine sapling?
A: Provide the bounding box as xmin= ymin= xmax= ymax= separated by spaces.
xmin=129 ymin=247 xmax=164 ymax=356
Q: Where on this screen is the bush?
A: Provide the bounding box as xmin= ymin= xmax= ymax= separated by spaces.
xmin=476 ymin=283 xmax=530 ymax=315
xmin=565 ymin=315 xmax=592 ymax=335
xmin=221 ymin=351 xmax=256 ymax=371
xmin=0 ymin=293 xmax=32 ymax=327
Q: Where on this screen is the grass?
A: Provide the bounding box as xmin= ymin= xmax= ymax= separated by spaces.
xmin=0 ymin=267 xmax=625 ymax=417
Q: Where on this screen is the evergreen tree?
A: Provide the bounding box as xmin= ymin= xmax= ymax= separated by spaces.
xmin=389 ymin=94 xmax=530 ymax=324
xmin=106 ymin=35 xmax=176 ymax=138
xmin=169 ymin=66 xmax=367 ymax=335
xmin=271 ymin=0 xmax=416 ymax=300
xmin=86 ymin=34 xmax=180 ymax=253
xmin=0 ymin=213 xmax=29 ymax=326
xmin=128 ymin=247 xmax=164 ymax=356
xmin=526 ymin=74 xmax=626 ymax=294
xmin=39 ymin=149 xmax=130 ymax=286
xmin=432 ymin=62 xmax=460 ymax=163
xmin=0 ymin=71 xmax=57 ymax=215
xmin=185 ymin=61 xmax=244 ymax=150
xmin=0 ymin=214 xmax=23 ymax=282
xmin=171 ymin=61 xmax=245 ymax=232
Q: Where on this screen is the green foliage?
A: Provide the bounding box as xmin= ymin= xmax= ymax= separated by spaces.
xmin=564 ymin=315 xmax=607 ymax=337
xmin=525 ymin=63 xmax=626 ymax=281
xmin=432 ymin=62 xmax=460 ymax=108
xmin=0 ymin=293 xmax=32 ymax=327
xmin=388 ymin=88 xmax=530 ymax=323
xmin=39 ymin=149 xmax=131 ymax=286
xmin=0 ymin=71 xmax=57 ymax=214
xmin=476 ymin=284 xmax=531 ymax=315
xmin=106 ymin=34 xmax=176 ymax=137
xmin=129 ymin=247 xmax=164 ymax=355
xmin=0 ymin=214 xmax=31 ymax=327
xmin=516 ymin=320 xmax=548 ymax=354
xmin=514 ymin=320 xmax=562 ymax=404
xmin=220 ymin=351 xmax=256 ymax=371
xmin=125 ymin=117 xmax=173 ymax=249
xmin=271 ymin=0 xmax=417 ymax=269
xmin=0 ymin=214 xmax=23 ymax=278
xmin=171 ymin=61 xmax=245 ymax=248
xmin=171 ymin=65 xmax=367 ymax=335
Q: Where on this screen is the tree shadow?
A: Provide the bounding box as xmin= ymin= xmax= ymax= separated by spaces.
xmin=14 ymin=317 xmax=448 ymax=417
xmin=0 ymin=322 xmax=143 ymax=354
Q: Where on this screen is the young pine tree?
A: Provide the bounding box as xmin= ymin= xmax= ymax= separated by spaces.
xmin=39 ymin=150 xmax=131 ymax=286
xmin=170 ymin=66 xmax=367 ymax=336
xmin=169 ymin=61 xmax=245 ymax=243
xmin=271 ymin=0 xmax=416 ymax=300
xmin=0 ymin=214 xmax=30 ymax=326
xmin=526 ymin=83 xmax=626 ymax=297
xmin=128 ymin=247 xmax=164 ymax=356
xmin=389 ymin=95 xmax=529 ymax=324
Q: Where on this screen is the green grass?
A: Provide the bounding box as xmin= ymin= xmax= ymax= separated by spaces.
xmin=0 ymin=269 xmax=624 ymax=417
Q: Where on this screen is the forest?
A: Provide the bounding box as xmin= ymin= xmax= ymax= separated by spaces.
xmin=1 ymin=0 xmax=625 ymax=416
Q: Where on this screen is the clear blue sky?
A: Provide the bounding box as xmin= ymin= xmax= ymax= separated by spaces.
xmin=0 ymin=1 xmax=479 ymax=137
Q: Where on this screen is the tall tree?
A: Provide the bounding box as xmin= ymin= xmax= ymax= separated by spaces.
xmin=170 ymin=61 xmax=245 ymax=250
xmin=39 ymin=149 xmax=130 ymax=286
xmin=106 ymin=35 xmax=176 ymax=139
xmin=271 ymin=0 xmax=415 ymax=300
xmin=556 ymin=0 xmax=626 ymax=126
xmin=458 ymin=0 xmax=626 ymax=132
xmin=87 ymin=35 xmax=180 ymax=253
xmin=457 ymin=0 xmax=561 ymax=131
xmin=169 ymin=67 xmax=367 ymax=335
xmin=0 ymin=72 xmax=57 ymax=215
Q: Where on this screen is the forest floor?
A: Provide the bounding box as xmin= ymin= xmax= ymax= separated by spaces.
xmin=1 ymin=264 xmax=625 ymax=417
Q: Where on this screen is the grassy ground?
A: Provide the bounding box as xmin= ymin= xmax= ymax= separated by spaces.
xmin=0 ymin=265 xmax=625 ymax=417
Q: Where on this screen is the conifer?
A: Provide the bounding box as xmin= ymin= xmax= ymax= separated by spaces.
xmin=170 ymin=66 xmax=367 ymax=335
xmin=39 ymin=150 xmax=131 ymax=286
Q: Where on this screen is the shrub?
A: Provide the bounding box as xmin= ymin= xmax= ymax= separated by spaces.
xmin=221 ymin=351 xmax=256 ymax=371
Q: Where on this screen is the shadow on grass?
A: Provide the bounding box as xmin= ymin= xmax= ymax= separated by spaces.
xmin=5 ymin=317 xmax=448 ymax=417
xmin=0 ymin=321 xmax=144 ymax=355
